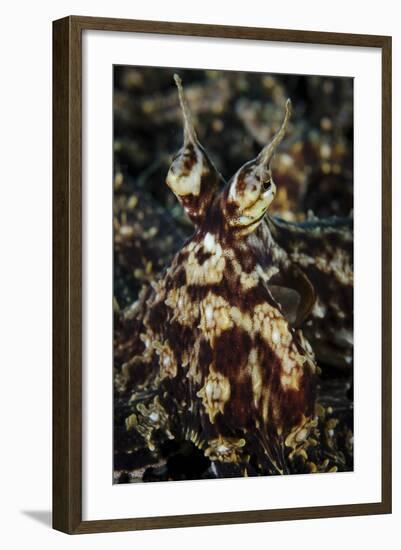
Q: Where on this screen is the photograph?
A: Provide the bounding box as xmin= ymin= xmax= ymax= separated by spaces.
xmin=112 ymin=66 xmax=354 ymax=484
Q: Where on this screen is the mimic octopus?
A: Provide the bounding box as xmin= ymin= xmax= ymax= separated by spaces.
xmin=114 ymin=75 xmax=353 ymax=480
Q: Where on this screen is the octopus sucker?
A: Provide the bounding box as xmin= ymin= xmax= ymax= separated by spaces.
xmin=114 ymin=75 xmax=354 ymax=481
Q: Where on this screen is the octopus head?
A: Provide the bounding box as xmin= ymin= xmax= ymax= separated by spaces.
xmin=165 ymin=74 xmax=224 ymax=225
xmin=166 ymin=75 xmax=291 ymax=238
xmin=221 ymin=98 xmax=292 ymax=236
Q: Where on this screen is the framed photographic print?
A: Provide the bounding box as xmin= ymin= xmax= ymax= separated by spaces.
xmin=52 ymin=16 xmax=392 ymax=534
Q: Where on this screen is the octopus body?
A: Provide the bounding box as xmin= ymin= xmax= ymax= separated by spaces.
xmin=115 ymin=75 xmax=353 ymax=480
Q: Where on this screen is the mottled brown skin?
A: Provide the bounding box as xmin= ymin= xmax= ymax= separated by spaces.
xmin=121 ymin=209 xmax=317 ymax=474
xmin=116 ymin=78 xmax=353 ymax=478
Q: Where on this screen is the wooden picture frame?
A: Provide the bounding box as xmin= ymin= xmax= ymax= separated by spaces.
xmin=53 ymin=15 xmax=392 ymax=534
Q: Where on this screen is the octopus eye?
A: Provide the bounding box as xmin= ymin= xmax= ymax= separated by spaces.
xmin=262 ymin=179 xmax=271 ymax=191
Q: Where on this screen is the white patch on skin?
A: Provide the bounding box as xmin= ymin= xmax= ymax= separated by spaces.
xmin=203 ymin=232 xmax=216 ymax=252
xmin=272 ymin=328 xmax=281 ymax=345
xmin=205 ymin=436 xmax=246 ymax=462
xmin=295 ymin=428 xmax=309 ymax=443
xmin=197 ymin=367 xmax=231 ymax=423
xmin=205 ymin=304 xmax=214 ymax=325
